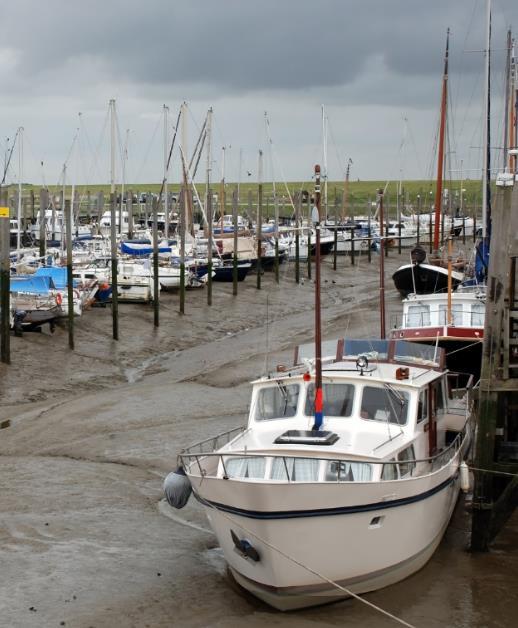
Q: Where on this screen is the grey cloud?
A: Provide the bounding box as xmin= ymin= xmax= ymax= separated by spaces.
xmin=6 ymin=0 xmax=517 ymax=98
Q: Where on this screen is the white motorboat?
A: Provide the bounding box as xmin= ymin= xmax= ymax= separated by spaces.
xmin=29 ymin=209 xmax=91 ymax=243
xmin=166 ymin=337 xmax=473 ymax=610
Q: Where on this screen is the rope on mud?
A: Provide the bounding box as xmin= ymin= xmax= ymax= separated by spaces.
xmin=205 ymin=502 xmax=417 ymax=628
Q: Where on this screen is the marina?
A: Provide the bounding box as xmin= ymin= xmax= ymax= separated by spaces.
xmin=2 ymin=1 xmax=518 ymax=626
xmin=1 ymin=256 xmax=517 ymax=627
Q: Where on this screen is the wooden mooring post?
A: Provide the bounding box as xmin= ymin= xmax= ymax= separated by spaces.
xmin=0 ymin=188 xmax=10 ymax=364
xmin=152 ymin=196 xmax=160 ymax=327
xmin=66 ymin=189 xmax=75 ymax=350
xmin=110 ymin=192 xmax=119 ymax=341
xmin=471 ymin=182 xmax=518 ymax=550
xmin=232 ymin=188 xmax=238 ymax=296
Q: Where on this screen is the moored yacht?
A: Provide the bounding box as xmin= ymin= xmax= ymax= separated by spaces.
xmin=165 ymin=338 xmax=473 ymax=610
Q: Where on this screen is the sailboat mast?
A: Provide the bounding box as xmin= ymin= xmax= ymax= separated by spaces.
xmin=504 ymin=29 xmax=512 ymax=170
xmin=322 ymin=105 xmax=328 ymax=221
xmin=16 ymin=127 xmax=23 ymax=255
xmin=482 ymin=0 xmax=491 ymax=240
xmin=206 ymin=108 xmax=213 ymax=306
xmin=433 ymin=28 xmax=450 ymax=252
xmin=511 ymin=37 xmax=517 ymax=174
xmin=163 ymin=104 xmax=169 ymax=239
xmin=110 ymin=99 xmax=116 ymax=195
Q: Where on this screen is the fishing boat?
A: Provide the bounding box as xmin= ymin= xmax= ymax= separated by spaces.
xmin=166 ymin=338 xmax=472 ymax=610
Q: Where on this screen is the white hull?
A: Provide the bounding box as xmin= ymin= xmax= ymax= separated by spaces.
xmin=192 ymin=456 xmax=461 ymax=610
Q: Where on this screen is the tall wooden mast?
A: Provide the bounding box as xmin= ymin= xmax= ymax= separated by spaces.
xmin=433 ymin=29 xmax=450 ymax=252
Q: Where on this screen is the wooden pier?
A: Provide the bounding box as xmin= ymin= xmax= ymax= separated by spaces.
xmin=471 ymin=180 xmax=518 ymax=550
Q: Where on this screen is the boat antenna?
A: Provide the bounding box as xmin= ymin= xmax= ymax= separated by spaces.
xmin=312 ymin=164 xmax=324 ymax=431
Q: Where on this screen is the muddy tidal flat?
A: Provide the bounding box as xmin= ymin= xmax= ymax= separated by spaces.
xmin=1 ymin=255 xmax=517 ymax=628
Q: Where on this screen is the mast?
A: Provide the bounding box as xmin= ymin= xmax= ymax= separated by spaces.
xmin=322 ymin=105 xmax=328 ymax=221
xmin=433 ymin=28 xmax=450 ymax=252
xmin=312 ymin=164 xmax=323 ymax=431
xmin=206 ymin=108 xmax=213 ymax=306
xmin=482 ymin=0 xmax=491 ymax=240
xmin=163 ymin=104 xmax=169 ymax=238
xmin=342 ymin=159 xmax=352 ymax=223
xmin=109 ymin=99 xmax=116 ymax=195
xmin=220 ymin=146 xmax=226 ymax=233
xmin=511 ymin=37 xmax=517 ymax=174
xmin=504 ymin=29 xmax=512 ymax=171
xmin=16 ymin=127 xmax=23 ymax=255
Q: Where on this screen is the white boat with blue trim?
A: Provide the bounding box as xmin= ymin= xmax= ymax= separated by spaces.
xmin=165 ymin=338 xmax=473 ymax=610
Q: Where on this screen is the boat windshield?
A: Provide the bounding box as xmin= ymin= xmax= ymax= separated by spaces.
xmin=255 ymin=383 xmax=300 ymax=421
xmin=304 ymin=383 xmax=354 ymax=417
xmin=360 ymin=385 xmax=409 ymax=425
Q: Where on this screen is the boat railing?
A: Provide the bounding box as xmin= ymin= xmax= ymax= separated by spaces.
xmin=180 ymin=425 xmax=247 ymax=458
xmin=179 ymin=422 xmax=469 ymax=482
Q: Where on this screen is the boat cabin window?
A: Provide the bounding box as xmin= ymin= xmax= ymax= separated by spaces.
xmin=407 ymin=305 xmax=430 ymax=327
xmin=324 ymin=460 xmax=372 ymax=482
xmin=225 ymin=457 xmax=266 ymax=479
xmin=270 ymin=457 xmax=319 ymax=481
xmin=255 ymin=384 xmax=299 ymax=421
xmin=417 ymin=390 xmax=428 ymax=423
xmin=471 ymin=302 xmax=484 ymax=326
xmin=439 ymin=303 xmax=463 ymax=326
xmin=431 ymin=380 xmax=445 ymax=412
xmin=304 ymin=383 xmax=354 ymax=417
xmin=381 ymin=459 xmax=398 ymax=480
xmin=397 ymin=445 xmax=416 ymax=477
xmin=360 ymin=386 xmax=409 ymax=425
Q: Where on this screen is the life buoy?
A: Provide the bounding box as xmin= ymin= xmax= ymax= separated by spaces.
xmin=55 ymin=293 xmax=63 ymax=306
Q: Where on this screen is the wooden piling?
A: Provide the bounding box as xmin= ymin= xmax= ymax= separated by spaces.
xmin=232 ymin=187 xmax=238 ymax=296
xmin=307 ymin=230 xmax=312 ymax=280
xmin=39 ymin=188 xmax=48 ymax=259
xmin=152 ymin=197 xmax=160 ymax=327
xmin=179 ymin=184 xmax=186 ymax=314
xmin=295 ymin=191 xmax=300 ymax=284
xmin=207 ymin=190 xmax=213 ymax=306
xmin=127 ymin=189 xmax=134 ymax=240
xmin=367 ymin=197 xmax=372 ymax=264
xmin=110 ymin=192 xmax=119 ymax=341
xmin=0 ymin=188 xmax=10 ymax=364
xmin=66 ymin=189 xmax=75 ymax=350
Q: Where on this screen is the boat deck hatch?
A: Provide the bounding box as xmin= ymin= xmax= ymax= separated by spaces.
xmin=274 ymin=430 xmax=339 ymax=446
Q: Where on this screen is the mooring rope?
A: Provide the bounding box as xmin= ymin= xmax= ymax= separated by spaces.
xmin=467 ymin=465 xmax=518 ymax=478
xmin=205 ymin=501 xmax=417 ymax=628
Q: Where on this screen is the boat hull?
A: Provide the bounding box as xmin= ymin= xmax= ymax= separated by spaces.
xmin=191 ymin=461 xmax=461 ymax=610
xmin=392 ymin=263 xmax=463 ymax=298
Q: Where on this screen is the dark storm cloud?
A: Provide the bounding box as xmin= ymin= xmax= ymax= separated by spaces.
xmin=5 ymin=0 xmax=517 ymax=99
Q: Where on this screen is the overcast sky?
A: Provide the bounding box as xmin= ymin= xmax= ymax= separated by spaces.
xmin=1 ymin=0 xmax=517 ymax=188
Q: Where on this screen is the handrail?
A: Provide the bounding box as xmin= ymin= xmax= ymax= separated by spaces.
xmin=179 ymin=422 xmax=469 ymax=474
